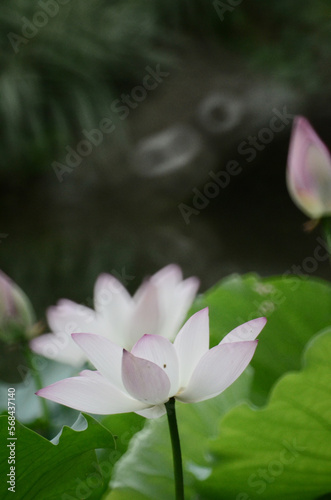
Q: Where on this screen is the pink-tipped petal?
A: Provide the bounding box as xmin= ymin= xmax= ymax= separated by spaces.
xmin=93 ymin=273 xmax=132 ymax=346
xmin=129 ymin=281 xmax=160 ymax=347
xmin=30 ymin=333 xmax=87 ymax=367
xmin=174 ymin=308 xmax=209 ymax=387
xmin=220 ymin=317 xmax=267 ymax=344
xmin=122 ymin=350 xmax=170 ymax=405
xmin=177 ymin=340 xmax=258 ymax=403
xmin=287 ymin=116 xmax=331 ymax=218
xmin=72 ymin=333 xmax=124 ymax=389
xmin=36 ymin=374 xmax=148 ymax=414
xmin=31 ymin=299 xmax=103 ymax=366
xmin=151 ymin=264 xmax=183 ymax=288
xmin=131 ymin=335 xmax=179 ymax=395
xmin=150 ymin=265 xmax=182 ymax=319
xmin=178 ymin=276 xmax=200 ymax=308
xmin=47 ymin=300 xmax=101 ymax=336
xmin=135 ymin=404 xmax=167 ymax=419
xmin=94 ymin=273 xmax=132 ymax=311
xmin=157 ymin=276 xmax=200 ymax=340
xmin=150 ymin=264 xmax=200 ymax=340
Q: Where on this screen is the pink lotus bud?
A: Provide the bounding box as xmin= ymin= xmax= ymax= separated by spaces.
xmin=287 ymin=116 xmax=331 ymax=219
xmin=0 ymin=271 xmax=35 ymax=342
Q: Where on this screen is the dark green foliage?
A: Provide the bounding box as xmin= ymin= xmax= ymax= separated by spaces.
xmin=1 ymin=0 xmax=330 ymax=176
xmin=0 ymin=1 xmax=168 ymax=176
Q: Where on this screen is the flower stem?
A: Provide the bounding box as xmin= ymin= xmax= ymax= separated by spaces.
xmin=165 ymin=397 xmax=184 ymax=500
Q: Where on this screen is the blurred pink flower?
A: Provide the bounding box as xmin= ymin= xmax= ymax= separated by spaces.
xmin=287 ymin=116 xmax=331 ymax=219
xmin=30 ymin=265 xmax=199 ymax=367
xmin=37 ymin=309 xmax=266 ymax=418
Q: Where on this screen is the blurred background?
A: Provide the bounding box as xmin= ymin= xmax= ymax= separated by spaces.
xmin=1 ymin=0 xmax=331 ymax=322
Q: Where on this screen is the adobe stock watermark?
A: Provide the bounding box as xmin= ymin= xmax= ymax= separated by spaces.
xmin=178 ymin=159 xmax=242 ymax=224
xmin=7 ymin=0 xmax=71 ymax=54
xmin=213 ymin=0 xmax=243 ymax=22
xmin=237 ymin=107 xmax=294 ymax=162
xmin=178 ymin=106 xmax=294 ymax=224
xmin=281 ymin=236 xmax=330 ymax=291
xmin=227 ymin=235 xmax=331 ymax=337
xmin=52 ymin=64 xmax=169 ymax=182
xmin=232 ymin=283 xmax=285 ymax=334
xmin=236 ymin=439 xmax=306 ymax=499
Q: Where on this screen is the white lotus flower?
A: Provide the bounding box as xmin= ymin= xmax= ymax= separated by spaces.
xmin=30 ymin=265 xmax=199 ymax=367
xmin=36 ymin=309 xmax=266 ymax=418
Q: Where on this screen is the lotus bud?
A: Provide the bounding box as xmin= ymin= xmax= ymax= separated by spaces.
xmin=287 ymin=116 xmax=331 ymax=219
xmin=0 ymin=271 xmax=36 ymax=343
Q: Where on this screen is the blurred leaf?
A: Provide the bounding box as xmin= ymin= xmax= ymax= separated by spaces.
xmin=198 ymin=328 xmax=331 ymax=500
xmin=0 ymin=413 xmax=115 ymax=500
xmin=191 ymin=273 xmax=331 ymax=403
xmin=104 ymin=491 xmax=147 ymax=500
xmin=101 ymin=412 xmax=145 ymax=458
